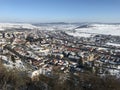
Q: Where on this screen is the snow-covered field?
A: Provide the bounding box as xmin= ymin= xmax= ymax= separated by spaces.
xmin=66 ymin=32 xmax=93 ymax=37
xmin=0 ymin=23 xmax=37 ymax=30
xmin=0 ymin=23 xmax=77 ymax=31
xmin=0 ymin=23 xmax=120 ymax=37
xmin=74 ymin=24 xmax=120 ymax=37
xmin=106 ymin=42 xmax=120 ymax=47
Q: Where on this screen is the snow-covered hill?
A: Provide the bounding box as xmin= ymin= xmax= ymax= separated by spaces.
xmin=75 ymin=24 xmax=120 ymax=36
xmin=66 ymin=24 xmax=120 ymax=37
xmin=0 ymin=23 xmax=37 ymax=30
xmin=0 ymin=23 xmax=78 ymax=31
xmin=0 ymin=23 xmax=120 ymax=37
xmin=33 ymin=23 xmax=78 ymax=31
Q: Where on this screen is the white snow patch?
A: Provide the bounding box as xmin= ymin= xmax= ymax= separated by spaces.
xmin=66 ymin=32 xmax=93 ymax=37
xmin=0 ymin=23 xmax=37 ymax=30
xmin=106 ymin=43 xmax=120 ymax=47
xmin=3 ymin=60 xmax=26 ymax=70
xmin=0 ymin=56 xmax=26 ymax=70
xmin=109 ymin=69 xmax=120 ymax=76
xmin=0 ymin=28 xmax=4 ymax=31
xmin=75 ymin=24 xmax=120 ymax=36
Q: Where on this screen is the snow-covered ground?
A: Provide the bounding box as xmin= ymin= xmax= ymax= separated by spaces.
xmin=106 ymin=43 xmax=120 ymax=47
xmin=0 ymin=23 xmax=37 ymax=30
xmin=109 ymin=69 xmax=120 ymax=77
xmin=0 ymin=23 xmax=77 ymax=31
xmin=0 ymin=23 xmax=120 ymax=37
xmin=0 ymin=55 xmax=26 ymax=70
xmin=74 ymin=24 xmax=120 ymax=36
xmin=33 ymin=24 xmax=78 ymax=31
xmin=66 ymin=32 xmax=93 ymax=37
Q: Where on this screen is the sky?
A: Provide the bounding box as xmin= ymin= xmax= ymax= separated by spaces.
xmin=0 ymin=0 xmax=120 ymax=23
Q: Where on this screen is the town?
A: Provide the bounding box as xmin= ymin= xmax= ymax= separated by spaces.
xmin=0 ymin=28 xmax=120 ymax=79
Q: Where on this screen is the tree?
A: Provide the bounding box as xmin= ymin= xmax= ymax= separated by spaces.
xmin=11 ymin=55 xmax=16 ymax=63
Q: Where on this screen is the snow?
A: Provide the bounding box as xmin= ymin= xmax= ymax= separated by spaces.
xmin=0 ymin=23 xmax=120 ymax=37
xmin=109 ymin=69 xmax=120 ymax=76
xmin=0 ymin=23 xmax=78 ymax=31
xmin=0 ymin=55 xmax=26 ymax=70
xmin=106 ymin=43 xmax=120 ymax=47
xmin=0 ymin=28 xmax=4 ymax=31
xmin=35 ymin=24 xmax=78 ymax=31
xmin=3 ymin=60 xmax=26 ymax=70
xmin=75 ymin=24 xmax=120 ymax=36
xmin=117 ymin=66 xmax=120 ymax=69
xmin=0 ymin=23 xmax=37 ymax=30
xmin=66 ymin=32 xmax=93 ymax=37
xmin=97 ymin=47 xmax=107 ymax=50
xmin=0 ymin=55 xmax=8 ymax=61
